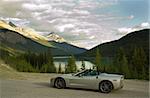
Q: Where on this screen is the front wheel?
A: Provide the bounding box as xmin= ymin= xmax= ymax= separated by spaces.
xmin=99 ymin=81 xmax=113 ymax=93
xmin=54 ymin=78 xmax=66 ymax=89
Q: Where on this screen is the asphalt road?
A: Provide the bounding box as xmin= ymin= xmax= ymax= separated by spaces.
xmin=1 ymin=79 xmax=149 ymax=98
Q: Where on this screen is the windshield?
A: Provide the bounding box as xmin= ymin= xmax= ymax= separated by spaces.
xmin=74 ymin=69 xmax=100 ymax=77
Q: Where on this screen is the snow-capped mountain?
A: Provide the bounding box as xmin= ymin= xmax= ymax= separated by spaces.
xmin=0 ymin=20 xmax=87 ymax=55
xmin=0 ymin=20 xmax=49 ymax=41
xmin=46 ymin=32 xmax=66 ymax=43
xmin=0 ymin=20 xmax=67 ymax=43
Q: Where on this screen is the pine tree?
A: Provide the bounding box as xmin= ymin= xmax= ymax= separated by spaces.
xmin=66 ymin=55 xmax=77 ymax=73
xmin=113 ymin=47 xmax=132 ymax=78
xmin=113 ymin=47 xmax=125 ymax=73
xmin=64 ymin=63 xmax=67 ymax=73
xmin=131 ymin=47 xmax=147 ymax=79
xmin=40 ymin=49 xmax=56 ymax=73
xmin=47 ymin=49 xmax=56 ymax=73
xmin=47 ymin=52 xmax=56 ymax=73
xmin=58 ymin=63 xmax=62 ymax=73
xmin=95 ymin=48 xmax=101 ymax=72
xmin=121 ymin=55 xmax=130 ymax=78
xmin=41 ymin=61 xmax=56 ymax=73
xmin=48 ymin=62 xmax=56 ymax=73
xmin=141 ymin=66 xmax=146 ymax=80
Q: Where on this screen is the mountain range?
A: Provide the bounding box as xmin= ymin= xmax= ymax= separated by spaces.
xmin=0 ymin=20 xmax=86 ymax=56
xmin=0 ymin=20 xmax=149 ymax=58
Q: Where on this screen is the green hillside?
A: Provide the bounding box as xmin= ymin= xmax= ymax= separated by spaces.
xmin=79 ymin=29 xmax=149 ymax=80
xmin=81 ymin=29 xmax=149 ymax=58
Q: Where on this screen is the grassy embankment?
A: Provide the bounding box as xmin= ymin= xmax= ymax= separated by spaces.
xmin=0 ymin=60 xmax=60 ymax=82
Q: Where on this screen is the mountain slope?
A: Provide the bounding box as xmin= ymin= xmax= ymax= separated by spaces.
xmin=0 ymin=29 xmax=70 ymax=55
xmin=0 ymin=20 xmax=86 ymax=55
xmin=50 ymin=41 xmax=86 ymax=55
xmin=81 ymin=29 xmax=149 ymax=58
xmin=0 ymin=20 xmax=52 ymax=47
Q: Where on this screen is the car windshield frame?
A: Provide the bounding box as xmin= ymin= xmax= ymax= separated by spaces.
xmin=74 ymin=69 xmax=100 ymax=77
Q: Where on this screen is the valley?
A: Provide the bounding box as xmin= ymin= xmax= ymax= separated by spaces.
xmin=0 ymin=20 xmax=149 ymax=80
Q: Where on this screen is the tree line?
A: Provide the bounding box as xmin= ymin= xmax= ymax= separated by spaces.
xmin=0 ymin=49 xmax=77 ymax=73
xmin=95 ymin=47 xmax=149 ymax=80
xmin=0 ymin=46 xmax=148 ymax=80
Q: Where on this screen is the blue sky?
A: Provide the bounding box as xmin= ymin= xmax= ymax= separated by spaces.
xmin=117 ymin=0 xmax=149 ymax=25
xmin=0 ymin=0 xmax=149 ymax=49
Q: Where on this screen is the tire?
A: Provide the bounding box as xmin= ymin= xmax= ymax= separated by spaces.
xmin=99 ymin=81 xmax=113 ymax=93
xmin=54 ymin=78 xmax=66 ymax=89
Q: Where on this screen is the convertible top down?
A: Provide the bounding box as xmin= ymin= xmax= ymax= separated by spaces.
xmin=50 ymin=69 xmax=124 ymax=93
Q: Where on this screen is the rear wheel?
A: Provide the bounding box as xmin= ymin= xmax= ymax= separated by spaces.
xmin=99 ymin=81 xmax=113 ymax=93
xmin=54 ymin=78 xmax=66 ymax=89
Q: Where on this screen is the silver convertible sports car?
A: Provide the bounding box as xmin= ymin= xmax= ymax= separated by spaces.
xmin=50 ymin=69 xmax=124 ymax=93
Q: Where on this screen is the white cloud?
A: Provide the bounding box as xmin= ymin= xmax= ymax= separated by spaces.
xmin=118 ymin=22 xmax=150 ymax=35
xmin=22 ymin=3 xmax=51 ymax=11
xmin=56 ymin=24 xmax=75 ymax=32
xmin=32 ymin=12 xmax=42 ymax=16
xmin=118 ymin=27 xmax=136 ymax=33
xmin=36 ymin=31 xmax=50 ymax=36
xmin=48 ymin=19 xmax=57 ymax=24
xmin=0 ymin=17 xmax=21 ymax=21
xmin=73 ymin=9 xmax=90 ymax=15
xmin=89 ymin=36 xmax=95 ymax=39
xmin=0 ymin=17 xmax=30 ymax=26
xmin=2 ymin=0 xmax=24 ymax=2
xmin=72 ymin=40 xmax=99 ymax=49
xmin=2 ymin=0 xmax=146 ymax=49
xmin=141 ymin=22 xmax=150 ymax=27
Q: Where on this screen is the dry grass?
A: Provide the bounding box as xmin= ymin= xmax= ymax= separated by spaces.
xmin=0 ymin=60 xmax=60 ymax=81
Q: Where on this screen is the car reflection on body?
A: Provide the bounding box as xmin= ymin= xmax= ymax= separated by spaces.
xmin=50 ymin=69 xmax=124 ymax=93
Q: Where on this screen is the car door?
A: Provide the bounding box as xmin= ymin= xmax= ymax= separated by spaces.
xmin=68 ymin=70 xmax=98 ymax=89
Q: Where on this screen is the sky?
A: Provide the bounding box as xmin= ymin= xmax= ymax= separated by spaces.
xmin=0 ymin=0 xmax=149 ymax=49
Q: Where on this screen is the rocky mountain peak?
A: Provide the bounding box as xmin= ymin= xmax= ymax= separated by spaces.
xmin=46 ymin=32 xmax=66 ymax=43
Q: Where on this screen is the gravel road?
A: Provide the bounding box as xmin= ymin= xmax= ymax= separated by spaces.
xmin=1 ymin=78 xmax=149 ymax=98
